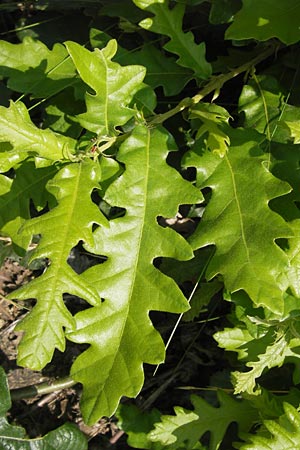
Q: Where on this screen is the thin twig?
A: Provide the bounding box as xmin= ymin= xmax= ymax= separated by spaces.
xmin=149 ymin=42 xmax=280 ymax=126
xmin=10 ymin=376 xmax=77 ymax=401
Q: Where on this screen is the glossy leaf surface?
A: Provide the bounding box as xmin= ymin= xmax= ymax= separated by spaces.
xmin=66 ymin=40 xmax=146 ymax=134
xmin=67 ymin=124 xmax=202 ymax=423
xmin=185 ymin=128 xmax=292 ymax=314
xmin=0 ymin=37 xmax=77 ymax=98
xmin=10 ymin=160 xmax=107 ymax=370
xmin=0 ymin=101 xmax=76 ymax=171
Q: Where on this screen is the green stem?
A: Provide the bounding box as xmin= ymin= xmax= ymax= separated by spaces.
xmin=10 ymin=376 xmax=78 ymax=401
xmin=149 ymin=42 xmax=280 ymax=126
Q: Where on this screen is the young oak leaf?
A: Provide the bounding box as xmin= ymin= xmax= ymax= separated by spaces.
xmin=232 ymin=321 xmax=300 ymax=396
xmin=133 ymin=0 xmax=211 ymax=81
xmin=148 ymin=391 xmax=257 ymax=450
xmin=240 ymin=402 xmax=300 ymax=449
xmin=66 ymin=124 xmax=203 ymax=424
xmin=0 ymin=37 xmax=77 ymax=98
xmin=65 ymin=39 xmax=146 ymax=134
xmin=8 ymin=160 xmax=108 ymax=370
xmin=185 ymin=128 xmax=293 ymax=315
xmin=190 ymin=103 xmax=231 ymax=157
xmin=0 ymin=101 xmax=76 ymax=171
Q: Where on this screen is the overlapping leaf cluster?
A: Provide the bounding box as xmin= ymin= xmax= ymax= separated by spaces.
xmin=1 ymin=0 xmax=300 ymax=448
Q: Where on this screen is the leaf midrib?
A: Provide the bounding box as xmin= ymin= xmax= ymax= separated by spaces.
xmin=34 ymin=165 xmax=82 ymax=354
xmin=225 ymin=154 xmax=250 ymax=263
xmin=88 ymin=127 xmax=151 ymax=421
xmin=159 ymin=4 xmax=204 ymax=74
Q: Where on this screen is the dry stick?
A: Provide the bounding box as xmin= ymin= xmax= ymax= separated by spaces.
xmin=175 ymin=385 xmax=290 ymax=394
xmin=149 ymin=42 xmax=280 ymax=126
xmin=10 ymin=376 xmax=77 ymax=401
xmin=110 ymin=430 xmax=125 ymax=445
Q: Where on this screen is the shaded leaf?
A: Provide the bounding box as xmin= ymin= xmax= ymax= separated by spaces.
xmin=240 ymin=403 xmax=300 ymax=449
xmin=244 ymin=387 xmax=300 ymax=421
xmin=270 ymin=142 xmax=300 ymax=221
xmin=9 ymin=160 xmax=107 ymax=370
xmin=66 ymin=124 xmax=203 ymax=423
xmin=117 ymin=404 xmax=162 ymax=449
xmin=122 ymin=44 xmax=193 ymax=96
xmin=149 ymin=391 xmax=256 ymax=450
xmin=226 ymin=0 xmax=300 ymax=45
xmin=101 ymin=0 xmax=147 ymax=23
xmin=0 ymin=37 xmax=77 ymax=98
xmin=183 ymin=279 xmax=223 ymax=321
xmin=133 ymin=0 xmax=211 ymax=81
xmin=238 ymin=75 xmax=300 ymax=143
xmin=159 ymin=248 xmax=213 ymax=285
xmin=209 ymin=0 xmax=242 ymax=24
xmin=43 ymin=87 xmax=85 ymax=138
xmin=0 ymin=101 xmax=76 ymax=171
xmin=0 ymin=162 xmax=57 ymax=253
xmin=185 ymin=128 xmax=292 ymax=314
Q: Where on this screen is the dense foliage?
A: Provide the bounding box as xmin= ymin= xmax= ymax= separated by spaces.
xmin=1 ymin=0 xmax=300 ymax=448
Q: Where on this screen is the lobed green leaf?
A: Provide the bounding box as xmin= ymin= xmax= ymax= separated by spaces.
xmin=0 ymin=37 xmax=77 ymax=98
xmin=240 ymin=402 xmax=300 ymax=449
xmin=185 ymin=128 xmax=292 ymax=314
xmin=66 ymin=124 xmax=203 ymax=423
xmin=9 ymin=160 xmax=107 ymax=370
xmin=65 ymin=39 xmax=146 ymax=134
xmin=149 ymin=391 xmax=256 ymax=449
xmin=0 ymin=101 xmax=76 ymax=171
xmin=133 ymin=0 xmax=212 ymax=81
xmin=226 ymin=0 xmax=300 ymax=45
